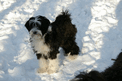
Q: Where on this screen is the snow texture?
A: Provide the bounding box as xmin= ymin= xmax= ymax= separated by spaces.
xmin=0 ymin=0 xmax=122 ymax=81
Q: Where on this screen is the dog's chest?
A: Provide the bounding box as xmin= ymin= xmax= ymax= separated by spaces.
xmin=31 ymin=38 xmax=50 ymax=56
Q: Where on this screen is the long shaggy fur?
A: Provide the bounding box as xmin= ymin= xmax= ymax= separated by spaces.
xmin=71 ymin=52 xmax=122 ymax=81
xmin=45 ymin=11 xmax=79 ymax=59
xmin=25 ymin=10 xmax=79 ymax=74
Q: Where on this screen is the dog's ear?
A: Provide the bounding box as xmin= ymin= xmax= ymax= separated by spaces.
xmin=43 ymin=17 xmax=50 ymax=27
xmin=40 ymin=17 xmax=50 ymax=35
xmin=25 ymin=20 xmax=31 ymax=31
xmin=25 ymin=20 xmax=29 ymax=28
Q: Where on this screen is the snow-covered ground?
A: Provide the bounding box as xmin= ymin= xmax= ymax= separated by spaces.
xmin=0 ymin=0 xmax=122 ymax=81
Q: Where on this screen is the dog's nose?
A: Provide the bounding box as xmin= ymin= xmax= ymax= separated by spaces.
xmin=33 ymin=31 xmax=37 ymax=34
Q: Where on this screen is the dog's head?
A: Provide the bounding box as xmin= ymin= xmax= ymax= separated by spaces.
xmin=25 ymin=16 xmax=50 ymax=39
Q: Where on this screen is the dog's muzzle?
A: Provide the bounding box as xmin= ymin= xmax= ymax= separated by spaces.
xmin=30 ymin=27 xmax=42 ymax=38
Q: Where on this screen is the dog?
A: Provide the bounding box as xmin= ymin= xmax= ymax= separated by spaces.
xmin=25 ymin=10 xmax=80 ymax=74
xmin=71 ymin=52 xmax=122 ymax=81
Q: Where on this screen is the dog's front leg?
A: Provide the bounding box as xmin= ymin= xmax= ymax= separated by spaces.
xmin=37 ymin=57 xmax=48 ymax=73
xmin=47 ymin=52 xmax=59 ymax=74
xmin=47 ymin=58 xmax=59 ymax=74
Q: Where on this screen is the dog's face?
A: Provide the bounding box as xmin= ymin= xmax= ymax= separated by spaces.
xmin=25 ymin=16 xmax=50 ymax=39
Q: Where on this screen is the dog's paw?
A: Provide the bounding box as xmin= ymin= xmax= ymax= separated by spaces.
xmin=37 ymin=68 xmax=47 ymax=73
xmin=66 ymin=55 xmax=78 ymax=61
xmin=47 ymin=69 xmax=56 ymax=74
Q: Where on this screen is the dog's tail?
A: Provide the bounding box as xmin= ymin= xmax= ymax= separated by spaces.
xmin=54 ymin=10 xmax=72 ymax=23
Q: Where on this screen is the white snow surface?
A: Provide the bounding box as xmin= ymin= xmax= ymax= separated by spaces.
xmin=0 ymin=0 xmax=122 ymax=81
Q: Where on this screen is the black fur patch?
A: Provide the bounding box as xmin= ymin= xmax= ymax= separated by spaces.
xmin=44 ymin=10 xmax=79 ymax=59
xmin=72 ymin=52 xmax=122 ymax=81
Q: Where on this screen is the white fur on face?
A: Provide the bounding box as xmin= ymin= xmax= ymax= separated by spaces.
xmin=30 ymin=27 xmax=42 ymax=39
xmin=29 ymin=16 xmax=42 ymax=27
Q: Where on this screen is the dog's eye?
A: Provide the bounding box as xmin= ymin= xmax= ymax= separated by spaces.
xmin=33 ymin=31 xmax=37 ymax=34
xmin=36 ymin=22 xmax=40 ymax=27
xmin=33 ymin=23 xmax=36 ymax=26
xmin=37 ymin=20 xmax=41 ymax=22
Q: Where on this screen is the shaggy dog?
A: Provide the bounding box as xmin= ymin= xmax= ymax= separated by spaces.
xmin=25 ymin=11 xmax=79 ymax=74
xmin=71 ymin=52 xmax=122 ymax=81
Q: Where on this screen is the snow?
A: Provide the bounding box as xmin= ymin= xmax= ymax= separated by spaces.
xmin=0 ymin=0 xmax=122 ymax=81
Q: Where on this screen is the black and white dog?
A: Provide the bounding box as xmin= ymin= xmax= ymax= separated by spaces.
xmin=25 ymin=11 xmax=79 ymax=74
xmin=71 ymin=52 xmax=122 ymax=81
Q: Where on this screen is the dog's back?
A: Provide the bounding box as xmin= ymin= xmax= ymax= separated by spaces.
xmin=54 ymin=10 xmax=72 ymax=24
xmin=51 ymin=10 xmax=77 ymax=39
xmin=45 ymin=10 xmax=79 ymax=57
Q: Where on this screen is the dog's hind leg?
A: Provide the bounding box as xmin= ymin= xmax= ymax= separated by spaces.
xmin=62 ymin=40 xmax=79 ymax=60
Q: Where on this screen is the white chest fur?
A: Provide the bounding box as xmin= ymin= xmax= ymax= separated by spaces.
xmin=31 ymin=37 xmax=50 ymax=56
